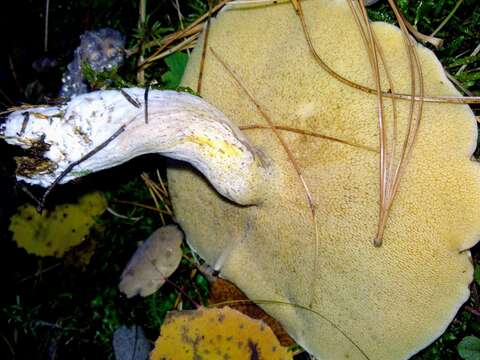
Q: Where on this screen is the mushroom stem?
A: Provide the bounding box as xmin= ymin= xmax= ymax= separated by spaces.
xmin=1 ymin=88 xmax=269 ymax=205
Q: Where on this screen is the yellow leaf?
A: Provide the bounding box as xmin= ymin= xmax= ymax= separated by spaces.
xmin=9 ymin=192 xmax=107 ymax=257
xmin=150 ymin=306 xmax=292 ymax=360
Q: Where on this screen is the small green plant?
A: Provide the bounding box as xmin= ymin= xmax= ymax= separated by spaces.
xmin=132 ymin=15 xmax=173 ymax=46
xmin=458 ymin=336 xmax=480 ymax=360
xmin=161 ymin=52 xmax=189 ymax=89
xmin=82 ymin=62 xmax=130 ymax=90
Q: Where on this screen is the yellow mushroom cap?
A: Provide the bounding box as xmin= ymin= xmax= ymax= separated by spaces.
xmin=168 ymin=0 xmax=480 ymax=359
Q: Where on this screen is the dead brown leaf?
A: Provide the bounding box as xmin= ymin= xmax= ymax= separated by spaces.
xmin=208 ymin=278 xmax=295 ymax=347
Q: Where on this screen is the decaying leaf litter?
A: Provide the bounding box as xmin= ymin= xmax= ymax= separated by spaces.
xmin=0 ymin=0 xmax=480 ymax=358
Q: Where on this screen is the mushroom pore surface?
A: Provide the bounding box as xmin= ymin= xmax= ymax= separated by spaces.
xmin=167 ymin=0 xmax=480 ymax=359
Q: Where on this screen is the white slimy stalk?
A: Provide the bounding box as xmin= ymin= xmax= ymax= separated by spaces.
xmin=1 ymin=88 xmax=268 ymax=205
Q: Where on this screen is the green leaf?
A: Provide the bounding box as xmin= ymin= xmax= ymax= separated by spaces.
xmin=475 ymin=265 xmax=480 ymax=286
xmin=161 ymin=52 xmax=188 ymax=89
xmin=457 ymin=71 xmax=480 ymax=83
xmin=458 ymin=336 xmax=480 ymax=360
xmin=446 ymin=55 xmax=480 ymax=68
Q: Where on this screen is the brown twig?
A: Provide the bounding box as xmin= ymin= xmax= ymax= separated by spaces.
xmin=356 ymin=2 xmax=389 ymax=247
xmin=348 ymin=0 xmax=400 ymax=216
xmin=375 ymin=0 xmax=425 ymax=246
xmin=397 ymin=8 xmax=443 ymax=48
xmin=144 ymin=83 xmax=150 ymax=124
xmin=136 ymin=0 xmax=147 ymax=85
xmin=8 ymin=55 xmax=24 ymax=95
xmin=126 ymin=24 xmax=204 ymax=57
xmin=44 ymin=0 xmax=50 ymax=52
xmin=120 ymin=89 xmax=141 ymax=108
xmin=197 ymin=2 xmax=212 ymax=95
xmin=456 ymin=43 xmax=480 ymax=76
xmin=106 ymin=207 xmax=143 ymax=221
xmin=18 ymin=263 xmax=61 ymax=283
xmin=0 ymin=88 xmax=14 ymax=106
xmin=464 ymin=305 xmax=480 ymax=317
xmin=240 ymin=124 xmax=377 ymax=152
xmin=17 ymin=112 xmax=30 ymax=136
xmin=140 ymin=34 xmax=198 ymax=69
xmin=18 ymin=184 xmax=43 ymax=208
xmin=0 ymin=334 xmax=14 ymax=358
xmin=113 ymin=199 xmax=172 ymax=215
xmin=142 ymin=173 xmax=173 ymax=209
xmin=138 ymin=0 xmax=231 ymax=69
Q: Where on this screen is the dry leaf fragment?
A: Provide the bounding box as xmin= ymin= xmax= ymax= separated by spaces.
xmin=119 ymin=225 xmax=183 ymax=298
xmin=64 ymin=234 xmax=99 ymax=269
xmin=150 ymin=306 xmax=292 ymax=360
xmin=113 ymin=325 xmax=151 ymax=360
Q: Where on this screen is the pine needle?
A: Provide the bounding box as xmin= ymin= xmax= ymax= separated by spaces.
xmin=197 ymin=3 xmax=212 ymax=95
xmin=291 ymin=0 xmax=480 ymax=104
xmin=139 ymin=0 xmax=231 ymax=68
xmin=209 ymin=298 xmax=371 ymax=360
xmin=240 ymin=124 xmax=378 ymax=153
xmin=431 ymin=0 xmax=463 ymax=37
xmin=141 ymin=172 xmax=174 ymax=225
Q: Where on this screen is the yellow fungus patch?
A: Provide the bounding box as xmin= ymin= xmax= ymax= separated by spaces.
xmin=9 ymin=192 xmax=107 ymax=257
xmin=30 ymin=112 xmax=50 ymax=119
xmin=150 ymin=306 xmax=292 ymax=360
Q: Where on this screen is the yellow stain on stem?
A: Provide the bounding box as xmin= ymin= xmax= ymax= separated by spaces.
xmin=184 ymin=134 xmax=241 ymax=158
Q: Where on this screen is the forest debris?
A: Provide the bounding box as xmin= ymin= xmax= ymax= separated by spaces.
xmin=63 ymin=232 xmax=100 ymax=269
xmin=209 ymin=278 xmax=295 ymax=347
xmin=119 ymin=225 xmax=183 ymax=298
xmin=113 ymin=325 xmax=151 ymax=360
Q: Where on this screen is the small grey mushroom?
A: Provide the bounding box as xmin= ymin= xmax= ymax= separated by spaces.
xmin=119 ymin=225 xmax=183 ymax=298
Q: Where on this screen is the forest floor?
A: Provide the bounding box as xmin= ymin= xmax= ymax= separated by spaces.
xmin=0 ymin=0 xmax=479 ymax=359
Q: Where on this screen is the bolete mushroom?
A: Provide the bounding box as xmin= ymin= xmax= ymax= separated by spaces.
xmin=2 ymin=0 xmax=480 ymax=359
